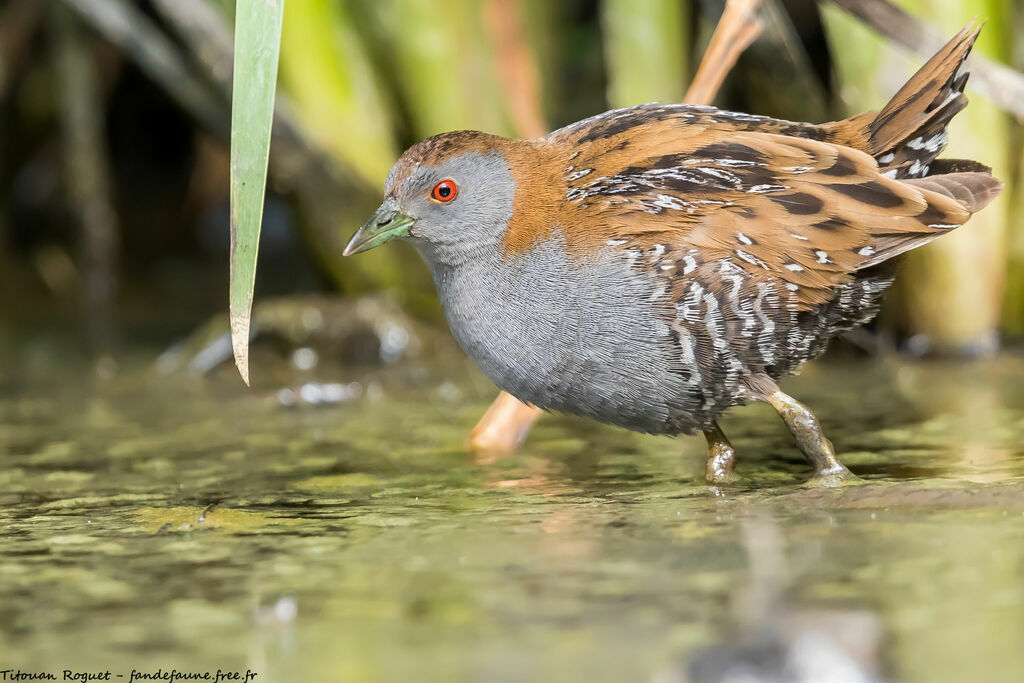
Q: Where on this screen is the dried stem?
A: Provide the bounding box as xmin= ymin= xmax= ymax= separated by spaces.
xmin=483 ymin=0 xmax=548 ymax=138
xmin=684 ymin=0 xmax=763 ymax=105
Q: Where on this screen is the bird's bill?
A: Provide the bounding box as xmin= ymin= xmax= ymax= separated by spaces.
xmin=343 ymin=201 xmax=415 ymax=256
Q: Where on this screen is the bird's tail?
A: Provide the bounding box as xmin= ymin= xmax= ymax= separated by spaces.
xmin=819 ymin=25 xmax=1002 ymax=268
xmin=864 ymin=24 xmax=980 ymax=179
xmin=857 ymin=170 xmax=1002 ymax=268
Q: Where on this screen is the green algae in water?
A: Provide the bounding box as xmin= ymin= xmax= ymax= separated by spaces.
xmin=1 ymin=347 xmax=1024 ymax=682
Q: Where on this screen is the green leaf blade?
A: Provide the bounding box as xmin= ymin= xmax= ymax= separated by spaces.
xmin=230 ymin=0 xmax=285 ymax=385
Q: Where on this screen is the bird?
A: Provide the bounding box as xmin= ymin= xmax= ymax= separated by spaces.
xmin=344 ymin=26 xmax=1002 ymax=486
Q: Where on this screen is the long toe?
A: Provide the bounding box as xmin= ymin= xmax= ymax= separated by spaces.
xmin=706 ymin=465 xmax=740 ymax=485
xmin=703 ymin=421 xmax=739 ymax=485
xmin=803 ymin=464 xmax=863 ymax=489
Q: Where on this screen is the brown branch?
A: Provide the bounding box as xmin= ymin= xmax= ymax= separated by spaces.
xmin=831 ymin=0 xmax=1024 ymax=124
xmin=684 ymin=0 xmax=764 ymax=106
xmin=468 ymin=391 xmax=543 ymax=457
xmin=483 ymin=0 xmax=548 ymax=138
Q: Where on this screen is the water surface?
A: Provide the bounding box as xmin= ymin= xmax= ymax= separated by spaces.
xmin=2 ymin=328 xmax=1023 ymax=682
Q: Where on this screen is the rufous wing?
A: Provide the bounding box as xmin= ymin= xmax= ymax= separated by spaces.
xmin=562 ymin=129 xmax=999 ymax=311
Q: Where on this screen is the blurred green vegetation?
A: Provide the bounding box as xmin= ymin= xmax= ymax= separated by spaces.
xmin=1 ymin=0 xmax=1022 ymax=354
xmin=280 ymin=0 xmax=396 ymax=187
xmin=601 ymin=0 xmax=689 ymax=107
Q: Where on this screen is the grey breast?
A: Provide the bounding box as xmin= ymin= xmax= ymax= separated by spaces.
xmin=423 ymin=235 xmax=717 ymax=435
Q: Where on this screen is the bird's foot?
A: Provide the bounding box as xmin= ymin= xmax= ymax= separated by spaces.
xmin=706 ymin=468 xmax=740 ymax=486
xmin=705 ymin=452 xmax=740 ymax=485
xmin=703 ymin=421 xmax=739 ymax=485
xmin=764 ymin=387 xmax=863 ymax=489
xmin=804 ymin=464 xmax=862 ymax=489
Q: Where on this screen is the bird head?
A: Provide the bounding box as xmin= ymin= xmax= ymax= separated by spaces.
xmin=345 ymin=131 xmax=519 ymax=265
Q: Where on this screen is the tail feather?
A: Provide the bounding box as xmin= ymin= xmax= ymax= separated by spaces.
xmin=829 ymin=24 xmax=1003 ymax=271
xmin=903 ymin=172 xmax=1003 ymax=213
xmin=867 ymin=25 xmax=979 ymax=179
xmin=859 ymin=172 xmax=1003 ymax=269
xmin=928 ymin=158 xmax=992 ymax=175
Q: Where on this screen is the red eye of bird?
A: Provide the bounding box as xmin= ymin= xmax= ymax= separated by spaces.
xmin=431 ymin=179 xmax=457 ymax=202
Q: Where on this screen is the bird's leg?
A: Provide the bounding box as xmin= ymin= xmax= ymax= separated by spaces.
xmin=703 ymin=420 xmax=739 ymax=484
xmin=467 ymin=391 xmax=541 ymax=457
xmin=767 ymin=390 xmax=858 ymax=487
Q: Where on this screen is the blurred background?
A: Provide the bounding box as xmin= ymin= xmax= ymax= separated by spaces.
xmin=4 ymin=3 xmax=1024 ymax=681
xmin=2 ymin=0 xmax=1022 ymax=370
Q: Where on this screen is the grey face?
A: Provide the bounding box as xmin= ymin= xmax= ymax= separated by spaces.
xmin=344 ymin=151 xmax=516 ymax=265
